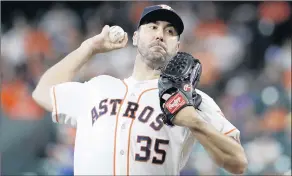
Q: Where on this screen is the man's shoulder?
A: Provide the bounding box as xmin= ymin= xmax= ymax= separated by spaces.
xmin=86 ymin=74 xmax=126 ymax=87
xmin=87 ymin=74 xmax=119 ymax=83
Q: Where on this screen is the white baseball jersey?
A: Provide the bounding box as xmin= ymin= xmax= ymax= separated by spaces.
xmin=50 ymin=75 xmax=240 ymax=175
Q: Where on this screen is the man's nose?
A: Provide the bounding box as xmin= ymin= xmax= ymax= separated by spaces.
xmin=155 ymin=29 xmax=164 ymax=42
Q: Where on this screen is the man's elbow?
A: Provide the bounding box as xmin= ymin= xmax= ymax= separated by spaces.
xmin=228 ymin=154 xmax=248 ymax=174
xmin=32 ymin=89 xmax=42 ymax=104
xmin=32 ymin=89 xmax=38 ymax=102
xmin=32 ymin=89 xmax=53 ymax=112
xmin=32 ymin=90 xmax=43 ymax=107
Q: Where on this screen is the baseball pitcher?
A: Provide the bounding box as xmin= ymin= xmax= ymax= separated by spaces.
xmin=32 ymin=4 xmax=248 ymax=175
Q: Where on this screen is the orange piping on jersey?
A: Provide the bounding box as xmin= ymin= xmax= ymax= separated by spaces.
xmin=224 ymin=128 xmax=236 ymax=135
xmin=53 ymin=86 xmax=59 ymax=123
xmin=113 ymin=80 xmax=128 ymax=176
xmin=137 ymin=88 xmax=158 ymax=102
xmin=127 ymin=88 xmax=158 ymax=176
xmin=126 ymin=116 xmax=135 ymax=175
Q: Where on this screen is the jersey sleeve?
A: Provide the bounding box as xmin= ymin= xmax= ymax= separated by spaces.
xmin=50 ymin=82 xmax=90 ymax=127
xmin=195 ymin=90 xmax=241 ymax=142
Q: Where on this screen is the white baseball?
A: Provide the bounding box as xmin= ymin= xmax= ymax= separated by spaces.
xmin=108 ymin=26 xmax=125 ymax=43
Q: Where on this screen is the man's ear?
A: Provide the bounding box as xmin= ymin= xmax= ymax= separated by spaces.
xmin=176 ymin=41 xmax=180 ymax=53
xmin=133 ymin=31 xmax=138 ymax=46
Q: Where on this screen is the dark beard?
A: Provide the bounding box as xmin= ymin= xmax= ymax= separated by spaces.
xmin=137 ymin=47 xmax=164 ymax=69
xmin=156 ymin=62 xmax=167 ymax=71
xmin=137 ymin=45 xmax=175 ymax=70
xmin=147 ymin=57 xmax=169 ymax=70
xmin=156 ymin=54 xmax=173 ymax=71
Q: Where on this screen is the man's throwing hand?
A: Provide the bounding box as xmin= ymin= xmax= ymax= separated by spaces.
xmin=81 ymin=25 xmax=128 ymax=56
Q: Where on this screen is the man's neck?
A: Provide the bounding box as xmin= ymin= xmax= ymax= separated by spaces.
xmin=132 ymin=55 xmax=160 ymax=81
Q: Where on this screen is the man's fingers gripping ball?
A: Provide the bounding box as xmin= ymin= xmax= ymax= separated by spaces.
xmin=108 ymin=25 xmax=128 ymax=49
xmin=109 ymin=26 xmax=125 ymax=43
xmin=85 ymin=25 xmax=128 ymax=54
xmin=112 ymin=33 xmax=128 ymax=49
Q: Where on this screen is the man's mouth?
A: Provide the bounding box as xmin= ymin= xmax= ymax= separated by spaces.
xmin=151 ymin=42 xmax=166 ymax=51
xmin=152 ymin=45 xmax=165 ymax=50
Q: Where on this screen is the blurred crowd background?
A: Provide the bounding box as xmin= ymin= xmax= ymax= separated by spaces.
xmin=0 ymin=1 xmax=291 ymax=175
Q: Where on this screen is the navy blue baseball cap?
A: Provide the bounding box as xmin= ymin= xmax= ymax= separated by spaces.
xmin=138 ymin=4 xmax=184 ymax=35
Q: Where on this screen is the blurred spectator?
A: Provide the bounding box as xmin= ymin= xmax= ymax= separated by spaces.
xmin=39 ymin=3 xmax=82 ymax=56
xmin=24 ymin=22 xmax=53 ymax=60
xmin=1 ymin=62 xmax=45 ymax=119
xmin=1 ymin=12 xmax=29 ymax=66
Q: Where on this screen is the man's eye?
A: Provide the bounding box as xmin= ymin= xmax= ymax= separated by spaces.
xmin=167 ymin=29 xmax=174 ymax=34
xmin=166 ymin=27 xmax=177 ymax=35
xmin=150 ymin=25 xmax=157 ymax=30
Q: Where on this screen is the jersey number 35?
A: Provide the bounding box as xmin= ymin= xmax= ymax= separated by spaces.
xmin=135 ymin=135 xmax=169 ymax=164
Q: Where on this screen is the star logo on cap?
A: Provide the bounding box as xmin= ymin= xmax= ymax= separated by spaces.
xmin=158 ymin=4 xmax=172 ymax=10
